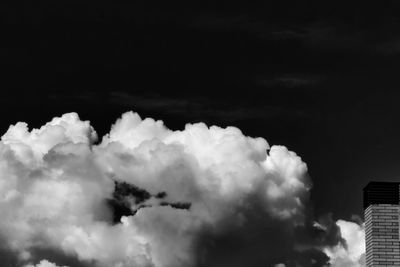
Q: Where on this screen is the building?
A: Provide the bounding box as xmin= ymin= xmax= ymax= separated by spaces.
xmin=364 ymin=182 xmax=400 ymax=266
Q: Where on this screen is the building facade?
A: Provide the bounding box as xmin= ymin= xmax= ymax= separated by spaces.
xmin=364 ymin=182 xmax=400 ymax=266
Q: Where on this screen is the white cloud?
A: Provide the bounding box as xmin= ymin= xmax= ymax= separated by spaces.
xmin=324 ymin=220 xmax=365 ymax=267
xmin=25 ymin=259 xmax=68 ymax=267
xmin=1 ymin=113 xmax=97 ymax=165
xmin=0 ymin=111 xmax=363 ymax=267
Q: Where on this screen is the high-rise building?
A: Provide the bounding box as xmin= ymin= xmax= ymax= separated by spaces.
xmin=364 ymin=182 xmax=400 ymax=266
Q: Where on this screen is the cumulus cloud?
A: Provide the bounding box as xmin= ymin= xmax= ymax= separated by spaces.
xmin=324 ymin=220 xmax=365 ymax=267
xmin=0 ymin=111 xmax=364 ymax=267
xmin=25 ymin=259 xmax=68 ymax=267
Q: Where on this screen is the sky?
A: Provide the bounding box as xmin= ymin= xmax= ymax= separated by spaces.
xmin=0 ymin=1 xmax=400 ymax=266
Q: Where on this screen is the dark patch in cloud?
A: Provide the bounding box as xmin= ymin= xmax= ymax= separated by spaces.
xmin=294 ymin=213 xmax=344 ymax=250
xmin=159 ymin=201 xmax=191 ymax=210
xmin=193 ymin=195 xmax=343 ymax=267
xmin=155 ymin=191 xmax=167 ymax=199
xmin=108 ymin=180 xmax=192 ymax=224
xmin=0 ymin=247 xmax=19 ymax=267
xmin=107 ymin=198 xmax=137 ymax=224
xmin=290 ymin=248 xmax=330 ymax=267
xmin=107 ymin=180 xmax=152 ymax=223
xmin=113 ymin=181 xmax=152 ymax=205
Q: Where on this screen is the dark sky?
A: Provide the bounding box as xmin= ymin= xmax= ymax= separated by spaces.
xmin=2 ymin=0 xmax=400 ymax=222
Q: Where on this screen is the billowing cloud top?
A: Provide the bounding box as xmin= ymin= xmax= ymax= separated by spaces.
xmin=0 ymin=111 xmax=364 ymax=267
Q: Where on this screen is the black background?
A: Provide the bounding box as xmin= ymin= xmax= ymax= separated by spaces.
xmin=3 ymin=0 xmax=400 ymax=221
